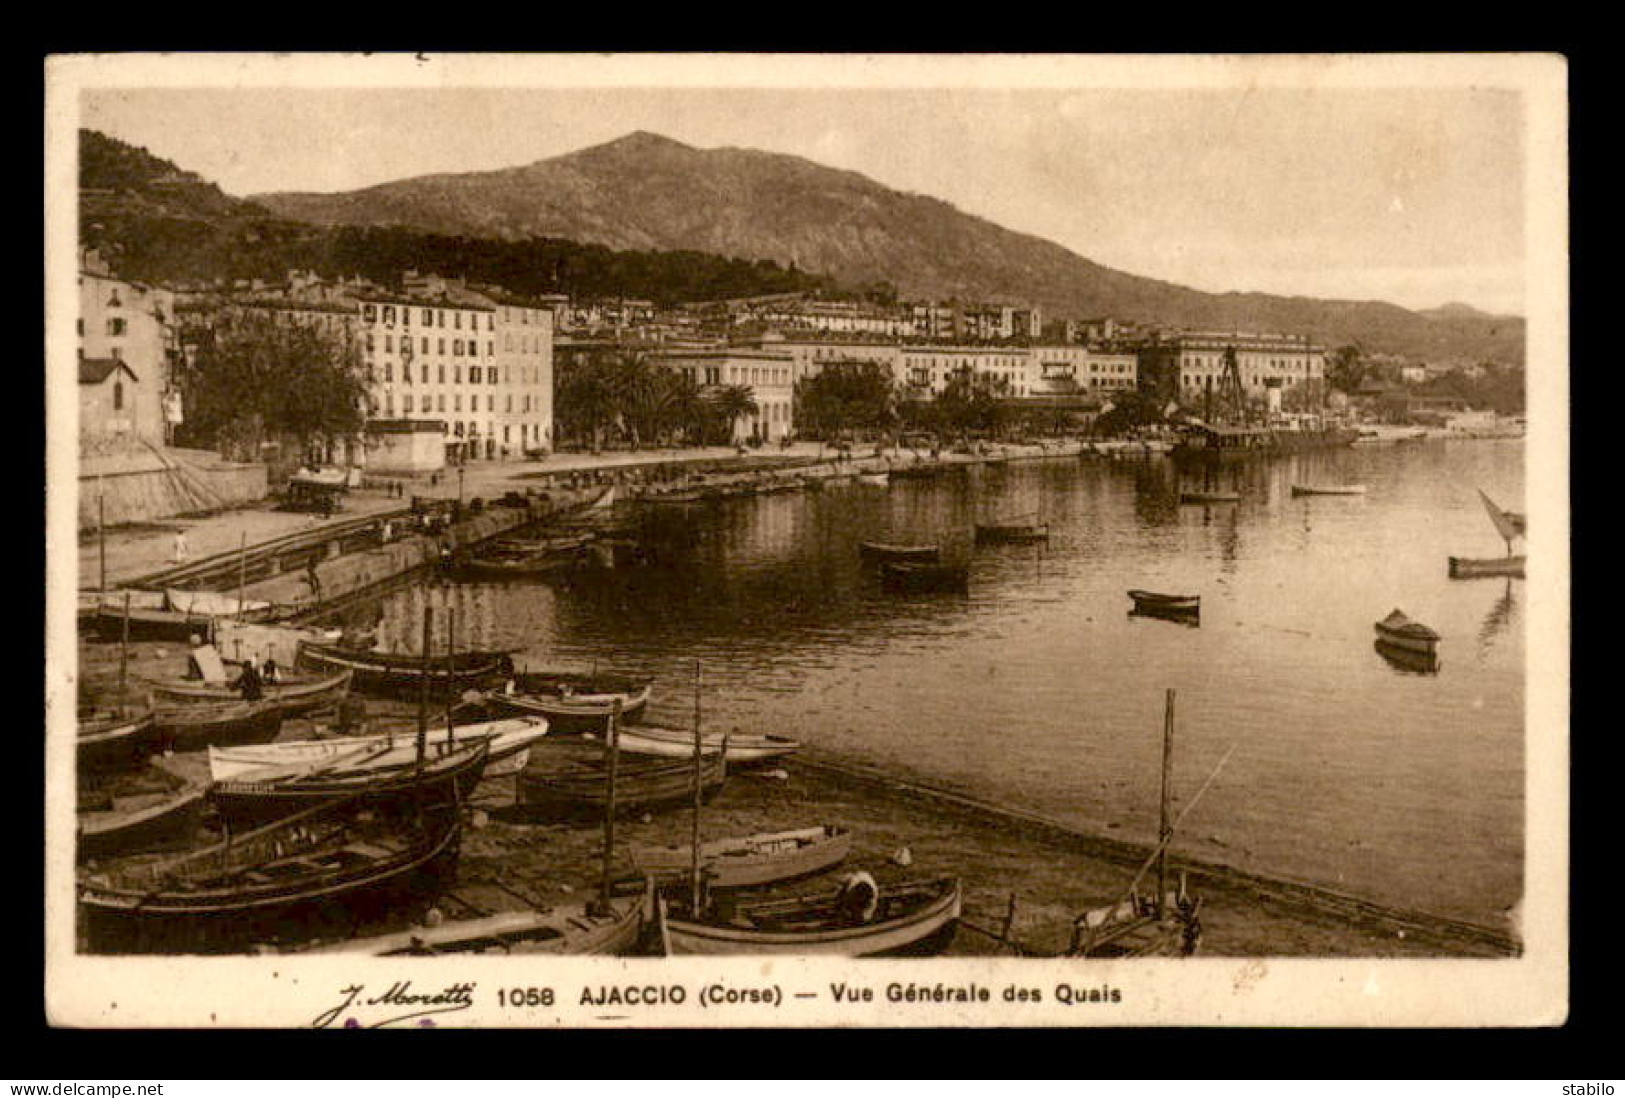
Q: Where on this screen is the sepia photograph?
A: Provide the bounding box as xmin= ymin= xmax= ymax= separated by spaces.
xmin=43 ymin=52 xmax=1568 ymax=1029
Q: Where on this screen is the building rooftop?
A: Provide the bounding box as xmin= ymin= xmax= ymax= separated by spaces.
xmin=79 ymin=357 xmax=136 ymax=385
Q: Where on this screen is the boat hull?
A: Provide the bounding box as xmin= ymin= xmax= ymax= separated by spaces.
xmin=151 ymin=701 xmax=284 ymax=753
xmin=1374 ymin=639 xmax=1441 ymax=674
xmin=634 ymin=826 xmax=851 ymax=889
xmin=77 ymin=712 xmax=158 ymax=772
xmin=518 ymin=751 xmax=726 ymax=818
xmin=879 ymin=562 xmax=969 ymax=594
xmin=148 ymin=669 xmax=353 ymax=716
xmin=1373 ymin=624 xmax=1439 ymax=655
xmin=77 ymin=789 xmax=207 ymax=861
xmin=207 ymin=719 xmax=547 ymax=782
xmin=1449 ymin=555 xmax=1525 ymax=579
xmin=1291 ymin=485 xmax=1367 ymax=497
xmin=296 ymin=642 xmax=512 ymax=700
xmin=1127 ymin=591 xmax=1201 ymax=621
xmin=857 ymin=542 xmax=940 ymax=565
xmin=608 ymin=726 xmax=800 ymax=766
xmin=659 ymin=879 xmax=961 ymax=957
xmin=974 ymin=524 xmax=1048 ymax=545
xmin=485 ymin=682 xmax=651 ymax=734
xmin=298 ymin=898 xmax=646 ymax=956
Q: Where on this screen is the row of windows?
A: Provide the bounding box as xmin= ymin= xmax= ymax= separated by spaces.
xmin=381 ymin=361 xmax=550 ymax=385
xmin=383 ymin=391 xmax=540 ymax=416
xmin=365 ymin=304 xmax=494 ymax=331
xmin=370 ymin=334 xmax=499 ymax=357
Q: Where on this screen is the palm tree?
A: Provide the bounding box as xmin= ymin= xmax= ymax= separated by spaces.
xmin=705 ymin=384 xmax=759 ymax=445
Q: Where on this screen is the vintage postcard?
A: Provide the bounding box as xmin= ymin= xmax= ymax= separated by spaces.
xmin=44 ymin=52 xmax=1568 ymax=1028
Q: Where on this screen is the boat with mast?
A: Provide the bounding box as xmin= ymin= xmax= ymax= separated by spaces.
xmin=1449 ymin=489 xmax=1526 ymax=579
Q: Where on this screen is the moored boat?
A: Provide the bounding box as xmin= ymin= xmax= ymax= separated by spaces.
xmin=598 ymin=724 xmax=800 ymax=766
xmin=77 ymin=797 xmax=462 ymax=953
xmin=77 ymin=709 xmax=157 ymax=772
xmin=1373 ymin=608 xmax=1441 ymax=656
xmin=1179 ymin=491 xmax=1240 ymax=504
xmin=296 ymin=895 xmax=648 ymax=956
xmin=208 ymin=737 xmax=491 ymax=829
xmin=974 ymin=521 xmax=1049 ymax=545
xmin=1127 ymin=590 xmax=1201 ymax=619
xmin=1448 ymin=555 xmax=1526 ymax=580
xmin=854 ymin=472 xmax=890 ymax=488
xmin=295 ymin=641 xmax=514 ymax=700
xmin=1373 ymin=638 xmax=1441 ymax=674
xmin=91 ymin=603 xmax=215 ymax=644
xmin=1290 ymin=484 xmax=1368 ymax=497
xmin=633 ymin=825 xmax=851 ymax=890
xmin=150 ymin=697 xmax=284 ymax=753
xmin=517 ymin=743 xmax=726 ymax=818
xmin=207 ymin=717 xmax=548 ymax=782
xmin=879 ymin=561 xmax=970 ymax=594
xmin=77 ymin=787 xmax=207 ymax=861
xmin=655 ymin=875 xmax=961 ymax=956
xmin=479 ymin=671 xmax=651 ymax=733
xmin=146 ymin=668 xmax=352 ymax=716
xmin=857 ymin=541 xmax=941 ymax=565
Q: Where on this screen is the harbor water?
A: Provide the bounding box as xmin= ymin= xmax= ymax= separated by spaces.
xmin=362 ymin=440 xmax=1525 ymax=929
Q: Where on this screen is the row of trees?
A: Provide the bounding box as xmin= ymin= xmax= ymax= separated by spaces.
xmin=554 ymin=351 xmax=758 ymax=450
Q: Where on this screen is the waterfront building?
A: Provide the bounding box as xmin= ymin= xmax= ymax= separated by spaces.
xmin=648 ymin=347 xmax=796 ymax=442
xmin=78 ymin=251 xmax=177 ymax=448
xmin=745 ymin=333 xmax=903 ymax=383
xmin=1027 ymin=345 xmax=1138 ymax=395
xmin=1135 ymin=330 xmax=1327 ymax=409
xmin=898 ymin=344 xmax=1033 ymax=398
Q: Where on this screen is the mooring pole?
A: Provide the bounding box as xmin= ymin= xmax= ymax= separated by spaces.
xmin=1158 ymin=688 xmax=1176 ymax=914
xmin=691 ymin=659 xmax=704 ymax=914
xmin=98 ymin=490 xmax=107 ymax=593
xmin=117 ymin=590 xmax=131 ymax=707
xmin=599 ymin=697 xmax=623 ymax=910
xmin=417 ymin=605 xmax=433 ymax=765
xmin=446 ymin=604 xmax=458 ymax=746
xmin=237 ymin=533 xmax=247 ymax=615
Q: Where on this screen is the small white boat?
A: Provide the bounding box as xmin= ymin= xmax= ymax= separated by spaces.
xmin=633 ymin=826 xmax=851 ymax=889
xmin=1290 ymin=484 xmax=1367 ymax=497
xmin=592 ymin=724 xmax=801 ymax=765
xmin=855 ymin=472 xmax=890 ymax=488
xmin=206 ymin=717 xmax=548 ymax=782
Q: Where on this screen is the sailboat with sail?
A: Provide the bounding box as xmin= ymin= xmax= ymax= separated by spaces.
xmin=1449 ymin=489 xmax=1526 ymax=579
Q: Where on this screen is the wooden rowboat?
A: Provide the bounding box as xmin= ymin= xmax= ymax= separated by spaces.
xmin=599 ymin=724 xmax=800 ymax=765
xmin=1290 ymin=484 xmax=1367 ymax=497
xmin=481 ymin=671 xmax=652 ymax=733
xmin=1178 ymin=491 xmax=1239 ymax=504
xmin=1448 ymin=555 xmax=1525 ymax=579
xmin=655 ymin=875 xmax=961 ymax=957
xmin=77 ymin=710 xmax=157 ymax=772
xmin=146 ymin=669 xmax=352 ymax=715
xmin=207 ymin=717 xmax=548 ymax=782
xmin=77 ymin=787 xmax=207 ymax=861
xmin=91 ymin=604 xmax=215 ymax=644
xmin=1127 ymin=590 xmax=1201 ymax=619
xmin=633 ymin=826 xmax=851 ymax=890
xmin=879 ymin=561 xmax=969 ymax=594
xmin=150 ymin=697 xmax=284 ymax=753
xmin=78 ymin=797 xmax=462 ymax=953
xmin=974 ymin=522 xmax=1049 ymax=545
xmin=858 ymin=541 xmax=940 ymax=565
xmin=1373 ymin=609 xmax=1441 ymax=656
xmin=297 ymin=895 xmax=648 ymax=956
xmin=1373 ymin=639 xmax=1441 ymax=674
xmin=518 ymin=743 xmax=726 ymax=818
xmin=296 ymin=641 xmax=514 ymax=700
xmin=854 ymin=472 xmax=890 ymax=488
xmin=208 ymin=738 xmax=491 ymax=829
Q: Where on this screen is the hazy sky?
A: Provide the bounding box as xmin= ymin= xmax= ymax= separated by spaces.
xmin=81 ymin=81 xmax=1527 ymax=314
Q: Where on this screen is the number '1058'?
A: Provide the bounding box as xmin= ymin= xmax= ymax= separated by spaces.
xmin=498 ymin=987 xmax=555 ymax=1008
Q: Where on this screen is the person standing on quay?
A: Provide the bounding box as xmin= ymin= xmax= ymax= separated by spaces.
xmin=171 ymin=529 xmax=190 ymax=563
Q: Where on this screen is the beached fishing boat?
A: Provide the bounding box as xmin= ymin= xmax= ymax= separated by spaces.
xmin=857 ymin=541 xmax=940 ymax=565
xmin=208 ymin=737 xmax=491 ymax=829
xmin=1179 ymin=491 xmax=1240 ymax=504
xmin=600 ymin=724 xmax=800 ymax=766
xmin=1127 ymin=590 xmax=1201 ymax=619
xmin=78 ymin=797 xmax=462 ymax=952
xmin=206 ymin=717 xmax=548 ymax=782
xmin=517 ymin=743 xmax=726 ymax=817
xmin=150 ymin=697 xmax=284 ymax=753
xmin=146 ymin=668 xmax=352 ymax=715
xmin=91 ymin=603 xmax=215 ymax=644
xmin=163 ymin=589 xmax=276 ymax=620
xmin=1290 ymin=484 xmax=1368 ymax=497
xmin=1373 ymin=609 xmax=1441 ymax=656
xmin=1448 ymin=555 xmax=1526 ymax=580
xmin=77 ymin=787 xmax=207 ymax=861
xmin=297 ymin=894 xmax=649 ymax=956
xmin=655 ymin=875 xmax=961 ymax=956
xmin=1070 ymin=880 xmax=1204 ymax=957
xmin=480 ymin=671 xmax=652 ymax=733
xmin=77 ymin=709 xmax=157 ymax=772
xmin=633 ymin=826 xmax=851 ymax=890
xmin=854 ymin=472 xmax=890 ymax=488
xmin=295 ymin=641 xmax=514 ymax=700
xmin=974 ymin=521 xmax=1049 ymax=545
xmin=879 ymin=561 xmax=970 ymax=594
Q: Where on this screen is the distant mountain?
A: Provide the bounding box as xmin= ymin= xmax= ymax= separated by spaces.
xmin=254 ymin=131 xmax=1524 ymax=364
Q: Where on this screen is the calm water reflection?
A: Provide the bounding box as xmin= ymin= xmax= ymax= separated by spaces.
xmin=365 ymin=440 xmax=1525 ymax=926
